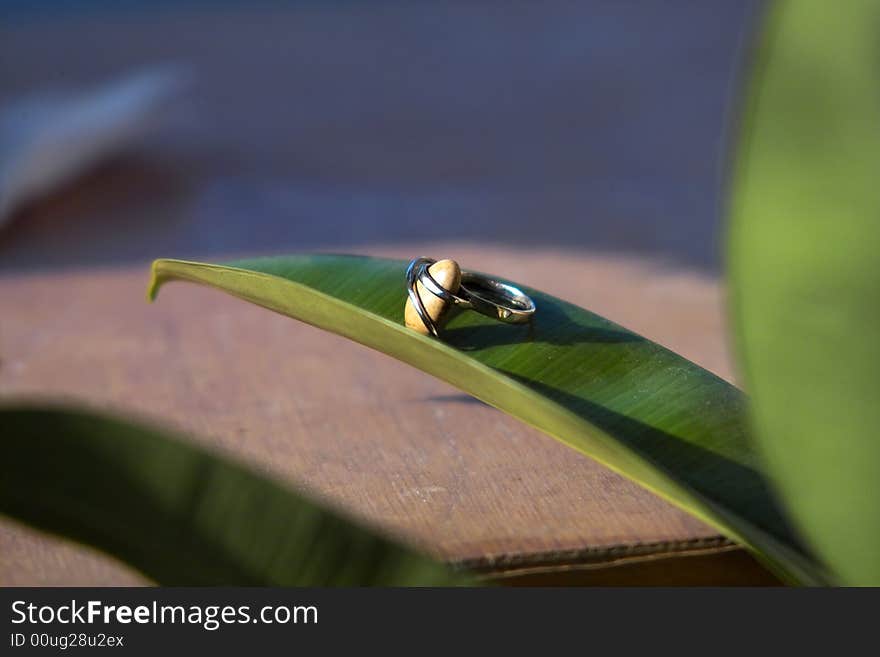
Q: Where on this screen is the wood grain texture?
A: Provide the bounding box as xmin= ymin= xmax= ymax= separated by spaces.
xmin=0 ymin=245 xmax=775 ymax=585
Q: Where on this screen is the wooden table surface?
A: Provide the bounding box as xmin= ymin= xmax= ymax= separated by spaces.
xmin=0 ymin=2 xmax=775 ymax=585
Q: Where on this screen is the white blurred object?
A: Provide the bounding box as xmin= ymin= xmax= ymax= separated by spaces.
xmin=0 ymin=69 xmax=186 ymax=226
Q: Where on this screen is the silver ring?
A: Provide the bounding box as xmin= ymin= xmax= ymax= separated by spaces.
xmin=406 ymin=257 xmax=536 ymax=337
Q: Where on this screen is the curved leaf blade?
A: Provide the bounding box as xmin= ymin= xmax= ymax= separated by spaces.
xmin=727 ymin=0 xmax=880 ymax=584
xmin=0 ymin=406 xmax=464 ymax=586
xmin=150 ymin=254 xmax=826 ymax=584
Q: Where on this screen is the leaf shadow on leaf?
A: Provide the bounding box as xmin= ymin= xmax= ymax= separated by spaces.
xmin=422 ymin=394 xmax=491 ymax=406
xmin=496 ymin=373 xmax=808 ymax=552
xmin=442 ymin=323 xmax=638 ymax=350
xmin=441 ymin=299 xmax=641 ymax=351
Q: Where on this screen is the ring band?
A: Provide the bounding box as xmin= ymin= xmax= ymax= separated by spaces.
xmin=406 ymin=257 xmax=536 ymax=337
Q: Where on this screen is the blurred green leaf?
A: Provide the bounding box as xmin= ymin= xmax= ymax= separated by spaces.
xmin=0 ymin=406 xmax=463 ymax=585
xmin=728 ymin=0 xmax=880 ymax=584
xmin=149 ymin=254 xmax=826 ymax=584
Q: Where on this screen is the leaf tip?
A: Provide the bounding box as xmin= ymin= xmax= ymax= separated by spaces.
xmin=146 ymin=259 xmax=168 ymax=302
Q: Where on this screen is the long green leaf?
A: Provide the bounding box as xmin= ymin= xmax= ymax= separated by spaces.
xmin=0 ymin=406 xmax=463 ymax=585
xmin=149 ymin=254 xmax=827 ymax=584
xmin=727 ymin=0 xmax=880 ymax=584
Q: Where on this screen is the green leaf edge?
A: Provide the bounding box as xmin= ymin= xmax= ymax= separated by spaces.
xmin=0 ymin=404 xmax=468 ymax=586
xmin=148 ymin=257 xmax=829 ymax=585
xmin=724 ymin=0 xmax=877 ymax=585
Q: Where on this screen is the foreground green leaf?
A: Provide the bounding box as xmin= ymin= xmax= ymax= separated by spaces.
xmin=149 ymin=254 xmax=826 ymax=584
xmin=0 ymin=406 xmax=463 ymax=585
xmin=727 ymin=0 xmax=880 ymax=584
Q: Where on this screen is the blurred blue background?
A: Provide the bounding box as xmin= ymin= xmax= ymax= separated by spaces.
xmin=0 ymin=0 xmax=758 ymax=272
